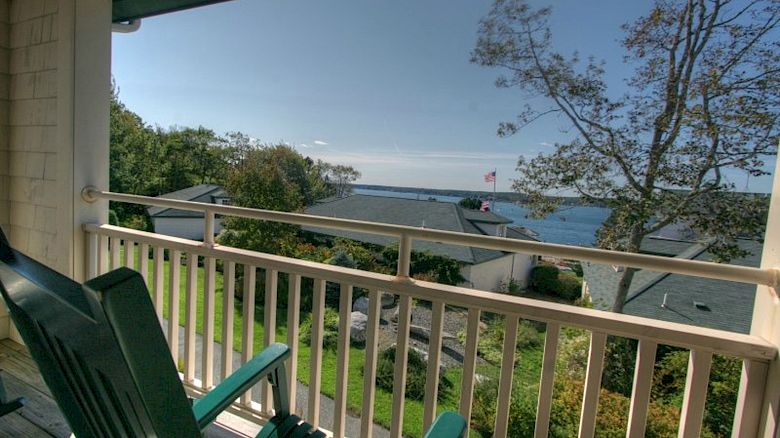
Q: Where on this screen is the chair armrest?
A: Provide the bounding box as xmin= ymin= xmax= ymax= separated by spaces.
xmin=424 ymin=412 xmax=467 ymax=438
xmin=192 ymin=343 xmax=290 ymax=430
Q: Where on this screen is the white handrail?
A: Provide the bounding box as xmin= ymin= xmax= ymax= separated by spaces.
xmin=83 ymin=224 xmax=776 ymax=361
xmin=81 ymin=187 xmax=779 ymax=287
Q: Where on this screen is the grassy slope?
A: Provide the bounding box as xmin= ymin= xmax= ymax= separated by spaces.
xmin=122 ymin=246 xmax=472 ymax=437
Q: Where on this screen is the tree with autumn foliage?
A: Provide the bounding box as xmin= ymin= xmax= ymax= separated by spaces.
xmin=472 ymin=0 xmax=779 ymax=312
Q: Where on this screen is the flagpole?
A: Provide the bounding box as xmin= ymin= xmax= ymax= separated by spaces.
xmin=492 ymin=168 xmax=496 ymax=211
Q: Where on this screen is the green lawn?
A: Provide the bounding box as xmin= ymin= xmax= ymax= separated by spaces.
xmin=120 ymin=246 xmax=468 ymax=437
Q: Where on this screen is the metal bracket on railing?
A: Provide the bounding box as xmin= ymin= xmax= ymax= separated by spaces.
xmin=81 ymin=186 xmax=99 ymax=203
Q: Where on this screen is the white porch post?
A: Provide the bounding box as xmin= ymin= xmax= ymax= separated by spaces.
xmin=58 ymin=0 xmax=111 ymax=282
xmin=740 ymin=153 xmax=780 ymax=437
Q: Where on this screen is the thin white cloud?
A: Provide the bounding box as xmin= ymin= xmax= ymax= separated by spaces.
xmin=301 ymin=149 xmax=520 ymax=166
xmin=540 ymin=142 xmax=552 ymax=147
xmin=313 ymin=140 xmax=329 ymax=146
xmin=299 ymin=143 xmax=311 ymax=148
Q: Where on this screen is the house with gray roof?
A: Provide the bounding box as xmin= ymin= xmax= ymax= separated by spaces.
xmin=582 ymin=236 xmax=762 ymax=333
xmin=304 ymin=194 xmax=539 ymax=291
xmin=147 ymin=184 xmax=229 ymax=240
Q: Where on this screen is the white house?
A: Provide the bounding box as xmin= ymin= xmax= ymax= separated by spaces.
xmin=305 ymin=194 xmax=539 ymax=291
xmin=147 ymin=184 xmax=229 ymax=240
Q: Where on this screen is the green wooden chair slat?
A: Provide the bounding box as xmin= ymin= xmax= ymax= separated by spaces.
xmin=286 ymin=420 xmax=316 ymax=438
xmin=424 ymin=411 xmax=468 ymax=438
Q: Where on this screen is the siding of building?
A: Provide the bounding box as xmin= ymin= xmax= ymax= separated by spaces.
xmin=4 ymin=0 xmax=60 ymax=271
xmin=0 ymin=0 xmax=10 ymax=237
xmin=460 ymin=253 xmax=535 ymax=292
xmin=152 ymin=217 xmax=224 ymax=241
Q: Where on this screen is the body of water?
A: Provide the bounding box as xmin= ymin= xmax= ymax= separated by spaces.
xmin=353 ymin=188 xmax=610 ymax=246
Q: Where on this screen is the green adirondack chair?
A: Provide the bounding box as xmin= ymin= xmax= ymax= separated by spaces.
xmin=0 ymin=229 xmax=466 ymax=437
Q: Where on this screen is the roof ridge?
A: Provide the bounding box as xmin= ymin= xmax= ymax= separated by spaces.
xmin=454 ymin=204 xmax=488 ymax=264
xmin=148 ymin=184 xmax=224 ymax=217
xmin=626 ymin=241 xmax=712 ymax=304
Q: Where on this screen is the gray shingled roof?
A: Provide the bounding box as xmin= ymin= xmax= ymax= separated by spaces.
xmin=583 ymin=237 xmax=762 ymax=333
xmin=147 ymin=184 xmax=227 ymax=218
xmin=637 ymin=237 xmax=696 ymax=256
xmin=303 ymin=195 xmax=516 ymax=264
xmin=461 ymin=209 xmax=513 ymax=224
xmin=506 ymin=226 xmax=541 ymax=242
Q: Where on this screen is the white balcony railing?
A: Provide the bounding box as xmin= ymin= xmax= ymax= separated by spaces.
xmin=81 ymin=187 xmax=778 ymax=438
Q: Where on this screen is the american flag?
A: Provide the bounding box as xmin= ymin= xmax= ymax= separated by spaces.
xmin=484 ymin=170 xmax=496 ymax=183
xmin=480 ymin=200 xmax=490 ymax=211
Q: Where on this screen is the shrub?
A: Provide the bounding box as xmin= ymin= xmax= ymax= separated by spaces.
xmin=653 ymin=350 xmax=741 ymax=437
xmin=471 ymin=317 xmax=542 ymax=365
xmin=300 ymin=308 xmax=340 ymax=350
xmin=471 ymin=376 xmax=699 ymax=438
xmin=108 ymin=209 xmax=119 ymax=226
xmin=496 ymin=278 xmax=522 ymax=295
xmin=530 ymin=264 xmax=583 ymax=301
xmin=567 ymin=260 xmax=584 ymax=277
xmin=121 ymin=214 xmax=149 ymax=231
xmin=529 ymin=264 xmax=560 ymax=295
xmin=372 ymin=345 xmax=453 ymax=401
xmin=557 ymin=274 xmax=582 ymax=301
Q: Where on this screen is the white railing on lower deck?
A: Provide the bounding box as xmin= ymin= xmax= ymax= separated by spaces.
xmin=80 ymin=188 xmax=779 ymax=438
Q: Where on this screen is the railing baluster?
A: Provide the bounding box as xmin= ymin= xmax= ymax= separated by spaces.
xmin=138 ymin=243 xmax=149 ymax=282
xmin=110 ymin=237 xmax=120 ymax=270
xmin=333 ymin=283 xmax=353 ymax=438
xmin=361 ymin=288 xmax=381 ymax=438
xmin=221 ymin=261 xmax=236 ymax=382
xmin=678 ymin=350 xmax=713 ymax=438
xmin=261 ymin=269 xmax=278 ymax=413
xmin=168 ymin=250 xmax=181 ymax=366
xmin=390 ymin=294 xmax=413 ymax=438
xmin=626 ymin=340 xmax=657 ymax=438
xmin=308 ymin=279 xmax=326 ymax=428
xmin=184 ymin=253 xmax=198 ymax=383
xmin=202 ymin=256 xmax=216 ymax=388
xmin=152 ymin=247 xmax=164 ymax=321
xmin=732 ymin=359 xmax=769 ymax=437
xmin=240 ymin=265 xmax=257 ymax=405
xmin=535 ymin=322 xmax=560 ymax=438
xmin=459 ymin=308 xmax=481 ymax=436
xmin=97 ymin=235 xmax=108 ymax=275
xmin=124 ymin=240 xmax=135 ymax=269
xmin=86 ymin=232 xmax=98 ymax=280
xmin=494 ymin=315 xmax=519 ymax=437
xmin=578 ymin=331 xmax=607 ymax=438
xmin=286 ymin=274 xmax=301 ymax=414
xmin=423 ymin=301 xmax=446 ymax=431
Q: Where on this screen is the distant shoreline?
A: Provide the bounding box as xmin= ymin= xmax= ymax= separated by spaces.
xmin=353 ymin=184 xmax=596 ymax=207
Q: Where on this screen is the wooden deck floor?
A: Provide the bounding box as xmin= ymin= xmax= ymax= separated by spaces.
xmin=0 ymin=339 xmax=260 ymax=437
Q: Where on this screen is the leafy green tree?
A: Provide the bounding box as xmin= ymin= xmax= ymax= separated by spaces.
xmin=458 ymin=198 xmax=482 ymax=210
xmin=323 ymin=164 xmax=361 ymax=198
xmin=223 ymin=131 xmax=258 ymax=167
xmin=109 ymin=84 xmax=162 ymax=227
xmin=472 ymin=0 xmax=778 ymax=312
xmin=218 ymin=144 xmax=332 ymax=256
xmin=156 ymin=126 xmax=227 ymax=194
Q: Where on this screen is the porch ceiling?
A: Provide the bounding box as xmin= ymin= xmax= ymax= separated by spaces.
xmin=112 ymin=0 xmax=234 ymax=22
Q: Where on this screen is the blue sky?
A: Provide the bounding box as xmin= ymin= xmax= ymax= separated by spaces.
xmin=111 ymin=0 xmax=775 ymax=193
